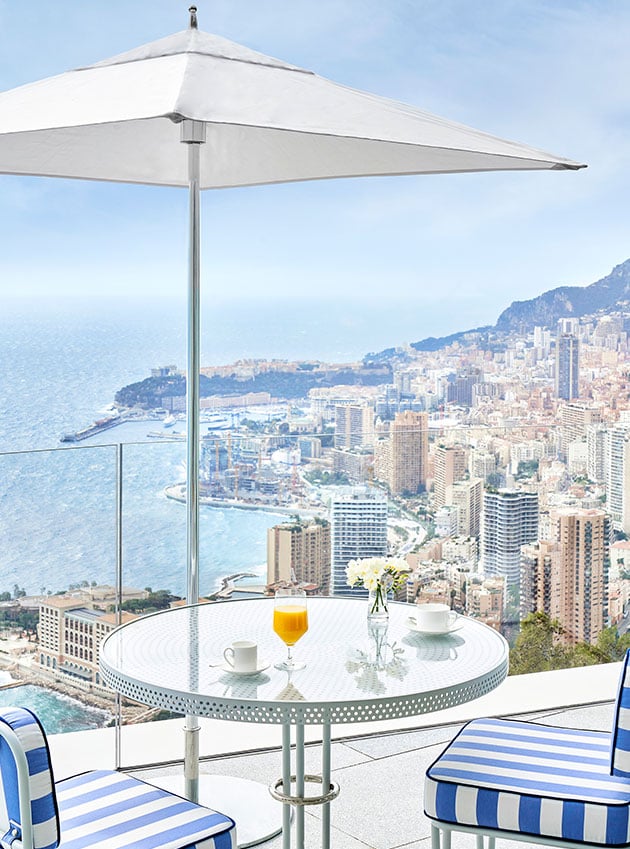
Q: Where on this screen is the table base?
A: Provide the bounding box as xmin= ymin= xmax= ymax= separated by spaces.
xmin=147 ymin=774 xmax=283 ymax=848
xmin=269 ymin=773 xmax=339 ymax=807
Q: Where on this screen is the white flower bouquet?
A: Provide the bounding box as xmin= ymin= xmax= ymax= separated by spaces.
xmin=346 ymin=556 xmax=409 ymax=618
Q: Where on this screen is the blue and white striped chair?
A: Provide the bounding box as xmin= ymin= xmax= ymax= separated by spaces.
xmin=425 ymin=650 xmax=630 ymax=849
xmin=0 ymin=706 xmax=236 ymax=849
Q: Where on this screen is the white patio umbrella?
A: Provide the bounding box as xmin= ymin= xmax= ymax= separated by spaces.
xmin=0 ymin=4 xmax=584 ymax=835
xmin=0 ymin=4 xmax=583 ymax=593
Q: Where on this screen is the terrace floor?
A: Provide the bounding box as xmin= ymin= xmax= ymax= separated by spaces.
xmin=47 ymin=664 xmax=621 ymax=849
xmin=132 ymin=700 xmax=614 ymax=849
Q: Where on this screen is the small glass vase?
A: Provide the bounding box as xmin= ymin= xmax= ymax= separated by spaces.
xmin=368 ymin=579 xmax=391 ymax=624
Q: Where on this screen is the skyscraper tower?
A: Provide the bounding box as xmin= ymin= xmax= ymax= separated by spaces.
xmin=606 ymin=424 xmax=630 ymax=533
xmin=550 ymin=508 xmax=610 ymax=645
xmin=448 ymin=477 xmax=483 ymax=537
xmin=388 ymin=410 xmax=429 ymax=495
xmin=330 ymin=486 xmax=387 ymax=596
xmin=520 ymin=539 xmax=562 ymax=623
xmin=433 ymin=444 xmax=467 ymax=507
xmin=481 ymin=489 xmax=539 ymax=585
xmin=334 ymin=403 xmax=374 ymax=450
xmin=555 ymin=333 xmax=579 ymax=400
xmin=267 ymin=520 xmax=331 ymax=592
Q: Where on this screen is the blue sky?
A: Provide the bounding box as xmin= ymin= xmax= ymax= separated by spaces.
xmin=0 ymin=1 xmax=628 ymax=334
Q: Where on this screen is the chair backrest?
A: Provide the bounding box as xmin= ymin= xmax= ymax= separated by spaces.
xmin=0 ymin=707 xmax=59 ymax=849
xmin=610 ymin=648 xmax=630 ymax=777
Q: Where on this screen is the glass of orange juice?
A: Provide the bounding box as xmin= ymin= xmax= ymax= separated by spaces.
xmin=273 ymin=588 xmax=308 ymax=671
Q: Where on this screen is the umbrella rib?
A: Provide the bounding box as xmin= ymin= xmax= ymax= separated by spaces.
xmin=80 ymin=50 xmax=314 ymax=75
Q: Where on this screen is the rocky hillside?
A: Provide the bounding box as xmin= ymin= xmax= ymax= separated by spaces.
xmin=495 ymin=258 xmax=630 ymax=332
xmin=411 ymin=258 xmax=630 ymax=351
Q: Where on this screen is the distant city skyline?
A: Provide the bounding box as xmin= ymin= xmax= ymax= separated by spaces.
xmin=0 ymin=1 xmax=629 ymax=338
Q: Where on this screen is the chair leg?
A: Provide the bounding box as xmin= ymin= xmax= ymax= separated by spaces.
xmin=431 ymin=824 xmax=441 ymax=849
xmin=431 ymin=824 xmax=454 ymax=849
xmin=476 ymin=836 xmax=484 ymax=849
xmin=488 ymin=839 xmax=495 ymax=849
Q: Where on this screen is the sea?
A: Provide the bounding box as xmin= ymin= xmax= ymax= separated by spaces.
xmin=0 ymin=292 xmax=480 ymax=730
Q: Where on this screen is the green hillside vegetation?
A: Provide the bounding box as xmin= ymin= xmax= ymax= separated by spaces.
xmin=509 ymin=612 xmax=630 ymax=674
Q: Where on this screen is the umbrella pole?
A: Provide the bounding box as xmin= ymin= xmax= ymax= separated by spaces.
xmin=182 ymin=118 xmax=206 ymax=803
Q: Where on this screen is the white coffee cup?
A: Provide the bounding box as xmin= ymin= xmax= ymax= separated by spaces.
xmin=223 ymin=640 xmax=258 ymax=672
xmin=415 ymin=603 xmax=457 ymax=633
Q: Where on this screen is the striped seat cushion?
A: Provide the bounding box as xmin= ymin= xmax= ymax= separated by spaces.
xmin=56 ymin=770 xmax=236 ymax=849
xmin=425 ymin=717 xmax=630 ymax=846
xmin=611 ymin=650 xmax=630 ymax=777
xmin=0 ymin=707 xmax=59 ymax=849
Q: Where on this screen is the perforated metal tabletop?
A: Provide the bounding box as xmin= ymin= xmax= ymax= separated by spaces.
xmin=100 ymin=597 xmax=508 ymax=725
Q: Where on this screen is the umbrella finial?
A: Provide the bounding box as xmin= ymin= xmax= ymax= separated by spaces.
xmin=189 ymin=6 xmax=198 ymax=29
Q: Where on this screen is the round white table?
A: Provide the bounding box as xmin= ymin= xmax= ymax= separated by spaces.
xmin=100 ymin=597 xmax=509 ymax=849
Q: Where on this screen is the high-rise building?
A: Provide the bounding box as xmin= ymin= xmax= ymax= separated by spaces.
xmin=557 ymin=317 xmax=580 ymax=335
xmin=481 ymin=489 xmax=539 ymax=585
xmin=331 ymin=448 xmax=373 ymax=484
xmin=533 ymin=326 xmax=551 ymax=357
xmin=448 ymin=477 xmax=483 ymax=537
xmin=586 ymin=424 xmax=608 ymax=483
xmin=550 ymin=508 xmax=610 ymax=645
xmin=330 ymin=486 xmax=387 ymax=596
xmin=555 ymin=333 xmax=579 ymax=400
xmin=469 ymin=449 xmax=497 ymax=482
xmin=606 ymin=424 xmax=630 ymax=533
xmin=388 ymin=410 xmax=428 ymax=495
xmin=267 ymin=520 xmax=331 ymax=592
xmin=559 ymin=402 xmax=601 ymax=458
xmin=447 ymin=368 xmax=483 ymax=407
xmin=520 ymin=539 xmax=563 ymax=622
xmin=433 ymin=445 xmax=467 ymax=507
xmin=334 ymin=404 xmax=374 ymax=450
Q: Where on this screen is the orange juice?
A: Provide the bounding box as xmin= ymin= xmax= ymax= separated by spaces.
xmin=273 ymin=604 xmax=308 ymax=646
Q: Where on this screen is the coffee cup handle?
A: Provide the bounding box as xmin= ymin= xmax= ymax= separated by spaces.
xmin=223 ymin=647 xmax=235 ymax=667
xmin=448 ymin=611 xmax=458 ymax=626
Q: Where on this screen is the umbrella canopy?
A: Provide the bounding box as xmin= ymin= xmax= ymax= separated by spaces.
xmin=0 ymin=21 xmax=584 ymax=187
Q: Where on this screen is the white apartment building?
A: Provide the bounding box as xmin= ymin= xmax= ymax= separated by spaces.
xmin=334 ymin=403 xmax=375 ymax=450
xmin=606 ymin=423 xmax=630 ymax=533
xmin=481 ymin=489 xmax=539 ymax=586
xmin=330 ymin=486 xmax=387 ymax=596
xmin=447 ymin=477 xmax=483 ymax=537
xmin=587 ymin=424 xmax=608 ymax=483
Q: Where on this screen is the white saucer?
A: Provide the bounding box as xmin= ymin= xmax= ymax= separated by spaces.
xmin=406 ymin=618 xmax=463 ymax=636
xmin=219 ymin=662 xmax=270 ymax=677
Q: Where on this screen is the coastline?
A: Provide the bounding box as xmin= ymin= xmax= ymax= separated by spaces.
xmin=0 ymin=655 xmax=153 ymax=725
xmin=164 ymin=483 xmax=326 ymax=519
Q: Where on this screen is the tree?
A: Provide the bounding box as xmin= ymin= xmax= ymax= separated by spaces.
xmin=594 ymin=627 xmax=630 ymax=662
xmin=516 ymin=459 xmax=539 ymax=479
xmin=120 ymin=589 xmax=178 ymax=614
xmin=509 ymin=612 xmax=574 ymax=675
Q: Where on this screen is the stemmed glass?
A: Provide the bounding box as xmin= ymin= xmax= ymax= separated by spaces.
xmin=273 ymin=588 xmax=308 ymax=671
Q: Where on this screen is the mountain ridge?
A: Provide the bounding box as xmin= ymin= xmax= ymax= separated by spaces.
xmin=408 ymin=258 xmax=630 ymax=352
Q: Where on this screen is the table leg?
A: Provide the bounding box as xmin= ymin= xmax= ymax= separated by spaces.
xmin=282 ymin=723 xmax=292 ymax=849
xmin=295 ymin=724 xmax=305 ymax=849
xmin=321 ymin=721 xmax=331 ymax=849
xmin=271 ymin=720 xmax=338 ymax=849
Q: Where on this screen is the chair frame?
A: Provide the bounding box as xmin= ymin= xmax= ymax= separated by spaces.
xmin=429 ymin=821 xmax=620 ymax=849
xmin=0 ymin=716 xmax=38 ymax=849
